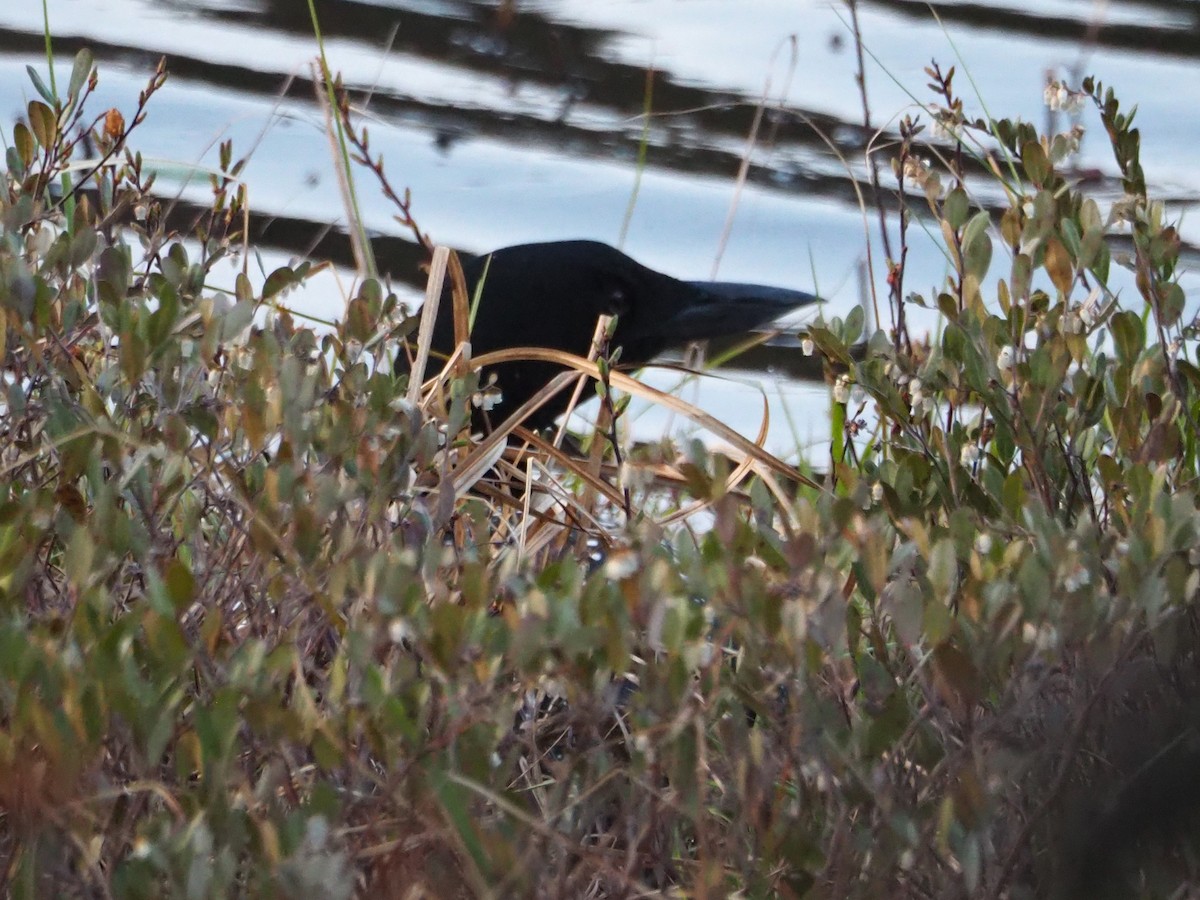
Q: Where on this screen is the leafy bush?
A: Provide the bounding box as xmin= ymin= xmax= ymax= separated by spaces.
xmin=1 ymin=42 xmax=1197 ymax=900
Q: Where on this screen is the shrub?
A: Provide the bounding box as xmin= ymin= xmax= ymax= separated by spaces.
xmin=0 ymin=43 xmax=1197 ymax=900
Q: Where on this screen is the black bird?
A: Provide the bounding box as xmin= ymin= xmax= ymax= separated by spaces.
xmin=410 ymin=240 xmax=819 ymax=431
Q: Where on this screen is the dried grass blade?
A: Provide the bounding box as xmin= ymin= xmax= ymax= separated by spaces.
xmin=471 ymin=347 xmax=820 ymax=490
xmin=448 ymin=248 xmax=470 ymax=361
xmin=406 ymin=245 xmax=451 ymax=406
xmin=511 ymin=426 xmax=627 ymax=508
xmin=658 ymin=386 xmax=770 ymax=526
xmin=427 ymin=369 xmax=583 ymax=527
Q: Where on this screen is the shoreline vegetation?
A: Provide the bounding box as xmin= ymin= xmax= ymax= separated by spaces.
xmin=1 ymin=9 xmax=1199 ymax=898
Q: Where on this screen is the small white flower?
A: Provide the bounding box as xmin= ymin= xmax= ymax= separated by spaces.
xmin=801 ymin=337 xmax=814 ymax=356
xmin=975 ymin=533 xmax=993 ymax=555
xmin=388 ymin=618 xmax=412 ymax=644
xmin=604 ymin=549 xmax=640 ymax=581
xmin=1044 ymin=80 xmax=1079 ymax=112
xmin=1023 ymin=621 xmax=1058 ymax=650
xmin=997 ymin=346 xmax=1015 ymax=371
xmin=1063 ymin=563 xmax=1090 ymax=592
xmin=960 ymin=444 xmax=980 ymax=466
xmin=832 ymin=374 xmax=851 ymax=404
xmin=1066 ymin=123 xmax=1085 ymax=151
xmin=472 ymin=384 xmax=503 ymax=411
xmin=871 ymin=482 xmax=884 ymax=502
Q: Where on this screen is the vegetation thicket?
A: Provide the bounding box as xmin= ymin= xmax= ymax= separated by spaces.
xmin=1 ymin=29 xmax=1198 ymax=900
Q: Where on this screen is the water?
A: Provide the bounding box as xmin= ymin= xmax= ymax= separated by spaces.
xmin=1 ymin=0 xmax=1196 ymax=460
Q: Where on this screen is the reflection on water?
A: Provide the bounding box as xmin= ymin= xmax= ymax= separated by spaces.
xmin=0 ymin=0 xmax=1197 ymax=454
xmin=3 ymin=1 xmax=1195 ymax=262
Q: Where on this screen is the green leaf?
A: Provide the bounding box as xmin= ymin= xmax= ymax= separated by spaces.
xmin=165 ymin=559 xmax=195 ymax=610
xmin=311 ymin=731 xmax=342 ymax=770
xmin=67 ymin=49 xmax=94 ymax=106
xmin=161 ymin=242 xmax=188 ymax=286
xmin=63 ymin=526 xmax=95 ymax=589
xmin=883 ymin=577 xmax=923 ymax=647
xmin=865 ymin=691 xmax=911 ymax=759
xmin=924 ymin=590 xmax=952 ymax=645
xmin=844 ymin=304 xmax=864 ymax=344
xmin=12 ymin=122 xmax=33 ymax=169
xmin=1059 ymin=218 xmax=1081 ymax=257
xmin=1110 ymin=310 xmax=1144 ymax=364
xmin=1159 ymin=282 xmax=1185 ymax=326
xmin=236 ymin=271 xmax=254 ymax=304
xmin=936 ymin=292 xmax=958 ymax=320
xmin=26 ymin=100 xmax=56 ymax=149
xmin=943 ymin=187 xmax=969 ymax=230
xmin=805 ymin=325 xmax=851 ymax=365
xmin=1176 ymin=359 xmax=1200 ymax=394
xmin=1043 ymin=236 xmax=1073 ymax=296
xmin=1011 ymin=253 xmax=1033 ymax=302
xmin=263 ymin=266 xmax=298 ymax=299
xmin=25 ymin=65 xmax=54 ymax=104
xmin=1093 ymin=240 xmax=1111 ymax=283
xmin=1078 ymin=227 xmax=1105 ymax=272
xmin=147 ymin=282 xmax=180 ymax=350
xmin=68 ymin=228 xmax=97 ymax=268
xmin=962 ymin=211 xmax=993 ymax=280
xmin=1021 ymin=140 xmax=1050 ymax=185
xmin=929 ymin=537 xmax=957 ymax=601
xmin=431 ymin=769 xmax=491 ymax=877
xmin=97 ymin=245 xmax=131 ymax=305
xmin=220 ymin=299 xmax=256 ymax=341
xmin=195 ymin=690 xmax=240 ymax=772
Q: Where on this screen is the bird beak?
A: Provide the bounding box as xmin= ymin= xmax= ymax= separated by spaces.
xmin=666 ymin=281 xmax=821 ymax=341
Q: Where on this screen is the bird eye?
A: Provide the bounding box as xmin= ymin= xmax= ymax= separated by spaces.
xmin=605 ymin=284 xmax=630 ymax=317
